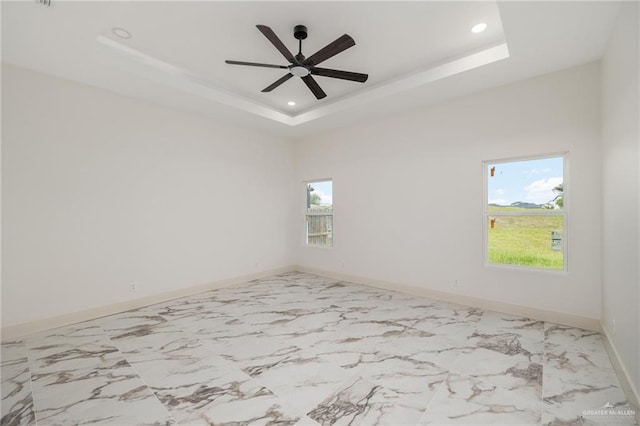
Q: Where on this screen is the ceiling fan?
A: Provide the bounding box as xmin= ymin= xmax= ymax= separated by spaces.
xmin=225 ymin=25 xmax=368 ymax=100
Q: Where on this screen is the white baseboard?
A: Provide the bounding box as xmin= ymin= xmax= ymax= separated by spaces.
xmin=294 ymin=265 xmax=601 ymax=331
xmin=601 ymin=324 xmax=640 ymax=422
xmin=1 ymin=265 xmax=295 ymax=341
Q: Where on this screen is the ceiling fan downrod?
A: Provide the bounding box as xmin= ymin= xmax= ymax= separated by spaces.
xmin=294 ymin=25 xmax=307 ymax=62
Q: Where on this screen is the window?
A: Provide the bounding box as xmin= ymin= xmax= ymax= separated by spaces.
xmin=484 ymin=154 xmax=566 ymax=271
xmin=305 ymin=180 xmax=333 ymax=247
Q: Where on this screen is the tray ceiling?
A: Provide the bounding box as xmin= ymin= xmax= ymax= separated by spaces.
xmin=1 ymin=1 xmax=621 ymax=137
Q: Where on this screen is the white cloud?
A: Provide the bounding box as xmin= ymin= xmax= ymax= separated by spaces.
xmin=524 ymin=177 xmax=562 ymax=204
xmin=495 ymin=189 xmax=505 ymax=196
xmin=489 ymin=198 xmax=509 ymax=205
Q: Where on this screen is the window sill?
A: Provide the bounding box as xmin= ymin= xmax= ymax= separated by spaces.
xmin=303 ymin=244 xmax=333 ymax=250
xmin=484 ymin=262 xmax=568 ymax=275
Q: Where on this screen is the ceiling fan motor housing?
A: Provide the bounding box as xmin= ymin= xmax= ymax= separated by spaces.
xmin=294 ymin=25 xmax=308 ymax=40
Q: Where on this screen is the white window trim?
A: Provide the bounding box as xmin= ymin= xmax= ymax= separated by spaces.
xmin=303 ymin=178 xmax=334 ymax=248
xmin=482 ymin=152 xmax=569 ymax=273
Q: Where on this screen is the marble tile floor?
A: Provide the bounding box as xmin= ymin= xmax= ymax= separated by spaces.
xmin=1 ymin=272 xmax=637 ymax=426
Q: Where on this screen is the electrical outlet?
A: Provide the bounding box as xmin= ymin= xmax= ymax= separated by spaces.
xmin=453 ymin=279 xmax=459 ymax=288
xmin=130 ymin=282 xmax=137 ymax=292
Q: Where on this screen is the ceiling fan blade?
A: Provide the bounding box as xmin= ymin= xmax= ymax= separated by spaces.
xmin=304 ymin=34 xmax=355 ymax=67
xmin=256 ymin=25 xmax=296 ymax=64
xmin=225 ymin=60 xmax=288 ymax=69
xmin=301 ymin=75 xmax=327 ymax=99
xmin=262 ymin=73 xmax=294 ymax=92
xmin=311 ymin=67 xmax=368 ymax=83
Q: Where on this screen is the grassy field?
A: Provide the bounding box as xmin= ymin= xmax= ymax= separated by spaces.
xmin=488 ymin=207 xmax=564 ymax=270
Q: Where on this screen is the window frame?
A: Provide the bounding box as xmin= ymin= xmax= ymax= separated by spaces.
xmin=303 ymin=178 xmax=334 ymax=248
xmin=482 ymin=152 xmax=569 ymax=273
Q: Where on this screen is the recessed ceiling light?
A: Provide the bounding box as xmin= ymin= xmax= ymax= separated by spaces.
xmin=287 ymin=101 xmax=296 ymax=106
xmin=112 ymin=27 xmax=132 ymax=39
xmin=471 ymin=23 xmax=488 ymax=34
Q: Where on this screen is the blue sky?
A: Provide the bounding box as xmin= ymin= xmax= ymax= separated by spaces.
xmin=309 ymin=180 xmax=333 ymax=205
xmin=488 ymin=157 xmax=563 ymax=206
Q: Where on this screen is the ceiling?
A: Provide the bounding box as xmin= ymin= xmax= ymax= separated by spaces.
xmin=1 ymin=1 xmax=621 ymax=139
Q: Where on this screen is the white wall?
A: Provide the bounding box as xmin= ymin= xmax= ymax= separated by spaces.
xmin=294 ymin=62 xmax=603 ymax=320
xmin=1 ymin=64 xmax=294 ymax=327
xmin=601 ymin=1 xmax=640 ymax=398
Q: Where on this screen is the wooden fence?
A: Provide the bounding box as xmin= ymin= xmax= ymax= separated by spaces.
xmin=306 ymin=213 xmax=333 ymax=246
